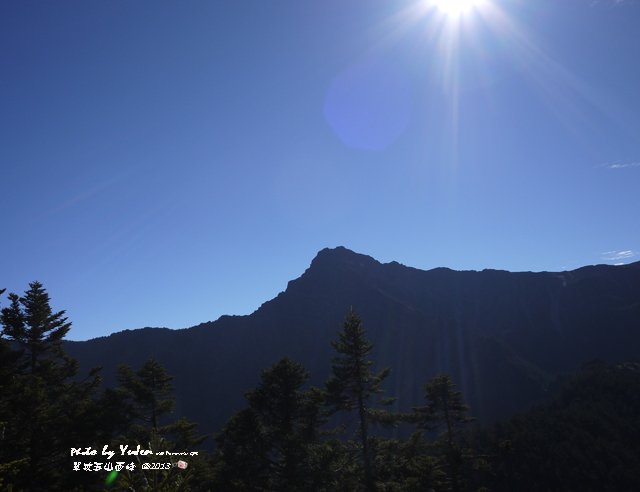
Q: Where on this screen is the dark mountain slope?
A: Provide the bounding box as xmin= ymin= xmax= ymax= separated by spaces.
xmin=65 ymin=247 xmax=640 ymax=438
xmin=471 ymin=361 xmax=640 ymax=491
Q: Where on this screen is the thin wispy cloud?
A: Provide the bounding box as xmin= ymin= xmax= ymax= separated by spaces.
xmin=43 ymin=166 xmax=140 ymax=219
xmin=590 ymin=0 xmax=638 ymax=6
xmin=601 ymin=250 xmax=637 ymax=261
xmin=602 ymin=161 xmax=640 ymax=169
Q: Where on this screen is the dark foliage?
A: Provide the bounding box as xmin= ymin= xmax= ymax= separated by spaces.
xmin=108 ymin=358 xmax=212 ymax=491
xmin=4 ymin=270 xmax=640 ymax=491
xmin=0 ymin=282 xmax=102 ymax=490
xmin=470 ymin=361 xmax=640 ymax=492
xmin=0 ymin=284 xmax=213 ymax=491
xmin=326 ymin=308 xmax=401 ymax=491
xmin=214 ymin=357 xmax=334 ymax=491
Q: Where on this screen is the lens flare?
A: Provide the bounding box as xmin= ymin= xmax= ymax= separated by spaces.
xmin=105 ymin=470 xmax=118 ymax=486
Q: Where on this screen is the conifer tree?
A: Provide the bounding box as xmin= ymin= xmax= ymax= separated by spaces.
xmin=1 ymin=281 xmax=73 ymax=375
xmin=413 ymin=374 xmax=474 ymax=492
xmin=0 ymin=282 xmax=102 ymax=490
xmin=0 ymin=288 xmax=28 ymax=488
xmin=325 ymin=308 xmax=397 ymax=491
xmin=111 ymin=358 xmax=210 ymax=491
xmin=215 ymin=357 xmax=330 ymax=491
xmin=414 ymin=375 xmax=472 ymax=448
xmin=117 ymin=358 xmax=175 ymax=434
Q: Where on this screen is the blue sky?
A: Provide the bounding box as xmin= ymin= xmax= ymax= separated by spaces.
xmin=1 ymin=0 xmax=638 ymax=341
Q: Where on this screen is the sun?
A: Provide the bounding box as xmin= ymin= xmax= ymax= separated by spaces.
xmin=430 ymin=0 xmax=487 ymax=18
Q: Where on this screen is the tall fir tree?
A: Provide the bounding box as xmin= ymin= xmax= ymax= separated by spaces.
xmin=215 ymin=357 xmax=331 ymax=491
xmin=0 ymin=287 xmax=29 ymax=488
xmin=117 ymin=358 xmax=175 ymax=436
xmin=0 ymin=282 xmax=102 ymax=490
xmin=413 ymin=374 xmax=474 ymax=492
xmin=414 ymin=375 xmax=472 ymax=448
xmin=325 ymin=308 xmax=398 ymax=491
xmin=111 ymin=358 xmax=210 ymax=491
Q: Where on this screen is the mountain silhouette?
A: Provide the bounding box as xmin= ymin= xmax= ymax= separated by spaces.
xmin=65 ymin=246 xmax=640 ymax=438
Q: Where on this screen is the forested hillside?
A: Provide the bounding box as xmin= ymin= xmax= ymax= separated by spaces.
xmin=2 ymin=283 xmax=639 ymax=490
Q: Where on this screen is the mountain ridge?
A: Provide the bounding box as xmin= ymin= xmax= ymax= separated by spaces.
xmin=65 ymin=247 xmax=640 ymax=440
xmin=78 ymin=246 xmax=638 ymax=342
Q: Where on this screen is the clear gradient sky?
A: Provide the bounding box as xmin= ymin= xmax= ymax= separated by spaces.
xmin=1 ymin=0 xmax=638 ymax=340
